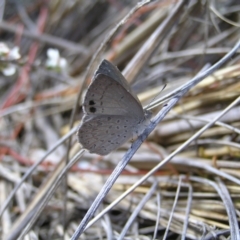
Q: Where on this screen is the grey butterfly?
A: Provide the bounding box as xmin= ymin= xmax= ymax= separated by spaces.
xmin=77 ymin=59 xmax=151 ymax=155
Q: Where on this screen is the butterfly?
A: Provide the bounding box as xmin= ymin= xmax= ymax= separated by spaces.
xmin=77 ymin=60 xmax=151 ymax=155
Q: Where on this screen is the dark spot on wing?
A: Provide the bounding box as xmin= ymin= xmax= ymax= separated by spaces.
xmin=89 ymin=100 xmax=95 ymax=105
xmin=89 ymin=107 xmax=96 ymax=113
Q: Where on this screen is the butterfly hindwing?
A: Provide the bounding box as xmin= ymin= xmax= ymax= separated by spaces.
xmin=78 ymin=115 xmax=136 ymax=155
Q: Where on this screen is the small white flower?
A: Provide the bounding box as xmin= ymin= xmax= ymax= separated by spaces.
xmin=9 ymin=46 xmax=20 ymax=60
xmin=46 ymin=48 xmax=67 ymax=71
xmin=0 ymin=43 xmax=9 ymax=56
xmin=59 ymin=58 xmax=67 ymax=68
xmin=2 ymin=64 xmax=16 ymax=76
xmin=0 ymin=43 xmax=20 ymax=76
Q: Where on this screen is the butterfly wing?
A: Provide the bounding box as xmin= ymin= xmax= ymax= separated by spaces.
xmin=95 ymin=60 xmax=142 ymax=106
xmin=78 ymin=60 xmax=150 ymax=155
xmin=83 ymin=73 xmax=145 ymax=117
xmin=78 ymin=115 xmax=137 ymax=155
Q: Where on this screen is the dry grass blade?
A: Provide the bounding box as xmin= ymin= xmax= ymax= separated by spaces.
xmin=118 ymin=181 xmax=158 ymax=240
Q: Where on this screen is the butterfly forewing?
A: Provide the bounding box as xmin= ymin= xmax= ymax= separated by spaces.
xmin=83 ymin=74 xmax=144 ymax=118
xmin=96 ymin=60 xmax=142 ymax=106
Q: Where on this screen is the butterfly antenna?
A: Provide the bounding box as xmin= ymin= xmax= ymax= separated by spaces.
xmin=145 ymin=83 xmax=167 ymax=110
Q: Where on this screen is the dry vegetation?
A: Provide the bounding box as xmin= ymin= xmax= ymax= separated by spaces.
xmin=0 ymin=0 xmax=240 ymax=239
